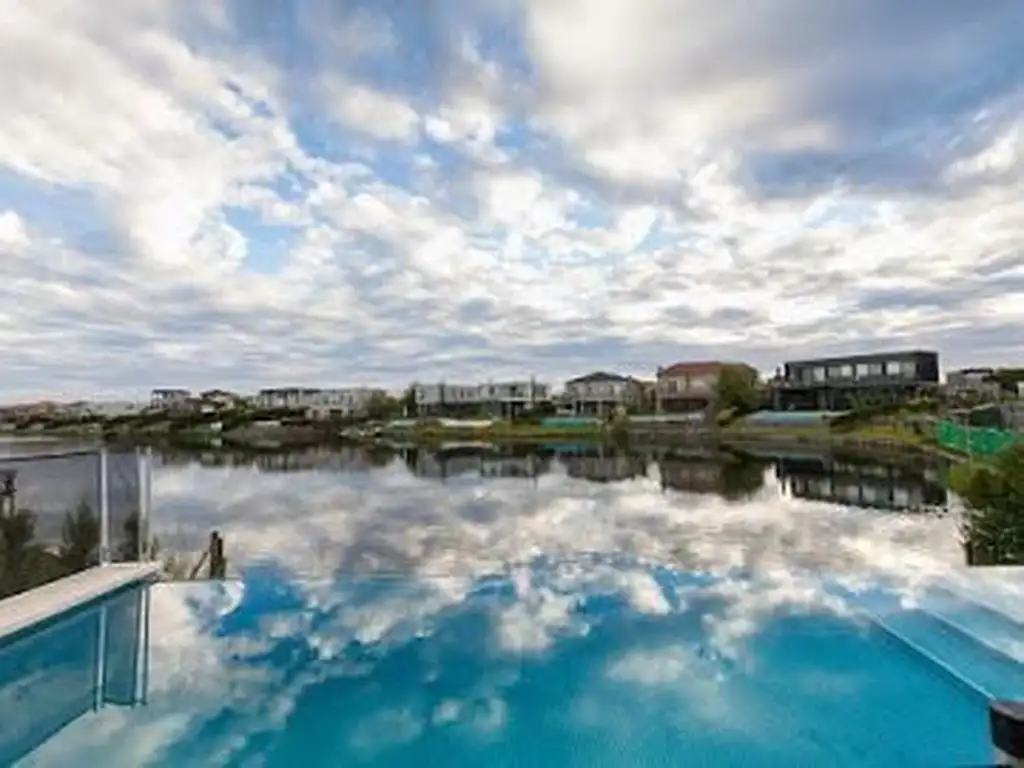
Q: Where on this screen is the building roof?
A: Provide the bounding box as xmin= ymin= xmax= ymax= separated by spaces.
xmin=658 ymin=361 xmax=753 ymax=377
xmin=565 ymin=371 xmax=631 ymax=384
xmin=785 ymin=349 xmax=938 ymax=367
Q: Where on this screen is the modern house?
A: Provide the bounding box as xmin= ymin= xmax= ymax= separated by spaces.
xmin=655 ymin=361 xmax=758 ymax=413
xmin=255 ymin=387 xmax=384 ymax=419
xmin=149 ymin=388 xmax=191 ymax=409
xmin=199 ymin=389 xmax=240 ymax=409
xmin=412 ymin=380 xmax=551 ymax=417
xmin=770 ymin=350 xmax=940 ymax=411
xmin=775 ymin=456 xmax=946 ymax=511
xmin=413 ymin=383 xmax=485 ymax=415
xmin=562 ymin=372 xmax=644 ymax=417
xmin=945 ymin=367 xmax=1001 ymax=401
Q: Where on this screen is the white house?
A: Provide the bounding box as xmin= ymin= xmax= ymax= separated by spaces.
xmin=413 ymin=380 xmax=551 ymax=416
xmin=256 ymin=387 xmax=384 ymax=419
xmin=150 ymin=388 xmax=191 ymax=409
xmin=413 ymin=383 xmax=482 ymax=410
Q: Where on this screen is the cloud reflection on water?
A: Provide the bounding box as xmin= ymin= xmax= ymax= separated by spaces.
xmin=18 ymin=446 xmax=1018 ymax=767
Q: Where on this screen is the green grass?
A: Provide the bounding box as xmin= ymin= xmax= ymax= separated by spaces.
xmin=387 ymin=422 xmax=607 ymax=444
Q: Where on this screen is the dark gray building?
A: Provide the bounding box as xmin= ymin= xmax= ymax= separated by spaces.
xmin=771 ymin=350 xmax=940 ymax=411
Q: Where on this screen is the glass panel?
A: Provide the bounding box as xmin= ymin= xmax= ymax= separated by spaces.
xmin=0 ymin=449 xmax=102 ymax=599
xmin=812 ymin=367 xmax=827 ymax=383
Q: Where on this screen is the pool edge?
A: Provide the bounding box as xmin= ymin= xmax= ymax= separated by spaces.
xmin=0 ymin=563 xmax=161 ymax=643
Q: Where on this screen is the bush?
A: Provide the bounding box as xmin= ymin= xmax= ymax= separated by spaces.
xmin=952 ymin=446 xmax=1024 ymax=565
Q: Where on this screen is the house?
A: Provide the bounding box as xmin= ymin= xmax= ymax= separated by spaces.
xmin=477 ymin=379 xmax=551 ymax=418
xmin=199 ymin=389 xmax=239 ymax=409
xmin=150 ymin=388 xmax=191 ymax=409
xmin=771 ymin=350 xmax=940 ymax=411
xmin=412 ymin=380 xmax=552 ymax=417
xmin=256 ymin=387 xmax=385 ymax=419
xmin=255 ymin=387 xmax=320 ymax=409
xmin=562 ymin=372 xmax=644 ymax=417
xmin=65 ymin=400 xmax=145 ymax=420
xmin=413 ymin=383 xmax=483 ymax=415
xmin=945 ymin=367 xmax=1001 ymax=402
xmin=655 ymin=361 xmax=757 ymax=413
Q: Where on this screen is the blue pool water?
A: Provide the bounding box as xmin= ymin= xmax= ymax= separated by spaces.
xmin=3 ymin=562 xmax=1016 ymax=767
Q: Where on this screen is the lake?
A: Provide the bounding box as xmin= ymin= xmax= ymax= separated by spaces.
xmin=9 ymin=443 xmax=1024 ymax=767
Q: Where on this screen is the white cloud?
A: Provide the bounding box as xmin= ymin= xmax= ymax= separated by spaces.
xmin=1 ymin=1 xmax=1023 ymax=400
xmin=323 ymin=80 xmax=421 ymax=143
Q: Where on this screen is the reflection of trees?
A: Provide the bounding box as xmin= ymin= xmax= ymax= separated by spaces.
xmin=59 ymin=501 xmax=100 ymax=572
xmin=1 ymin=500 xmax=102 ymax=598
xmin=658 ymin=457 xmax=766 ymax=499
xmin=0 ymin=502 xmax=158 ymax=598
xmin=954 ymin=446 xmax=1024 ymax=566
xmin=719 ymin=459 xmax=768 ymax=501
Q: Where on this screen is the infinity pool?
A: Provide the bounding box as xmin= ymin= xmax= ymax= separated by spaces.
xmin=4 ymin=447 xmax=1024 ymax=765
xmin=5 ymin=561 xmax=1023 ymax=767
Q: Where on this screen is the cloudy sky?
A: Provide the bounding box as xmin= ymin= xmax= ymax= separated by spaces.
xmin=2 ymin=1 xmax=1023 ymax=401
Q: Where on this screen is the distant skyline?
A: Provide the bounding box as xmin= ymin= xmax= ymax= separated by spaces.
xmin=2 ymin=1 xmax=1023 ymax=402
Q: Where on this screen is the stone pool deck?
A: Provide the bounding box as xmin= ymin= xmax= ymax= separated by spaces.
xmin=0 ymin=563 xmax=161 ymax=643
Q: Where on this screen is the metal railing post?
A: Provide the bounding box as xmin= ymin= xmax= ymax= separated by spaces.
xmin=99 ymin=448 xmax=110 ymax=565
xmin=136 ymin=447 xmax=152 ymax=561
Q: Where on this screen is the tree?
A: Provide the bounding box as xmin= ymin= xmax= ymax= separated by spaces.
xmin=59 ymin=500 xmax=101 ymax=571
xmin=365 ymin=392 xmax=402 ymax=422
xmin=401 ymin=386 xmax=418 ymax=418
xmin=953 ymin=445 xmax=1024 ymax=566
xmin=713 ymin=366 xmax=762 ymax=417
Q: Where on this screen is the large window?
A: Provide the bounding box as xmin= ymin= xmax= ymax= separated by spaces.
xmin=854 ymin=363 xmax=870 ymax=378
xmin=827 ymin=365 xmax=844 ymax=379
xmin=812 ymin=366 xmax=827 ymax=383
xmin=885 ymin=360 xmax=909 ymax=376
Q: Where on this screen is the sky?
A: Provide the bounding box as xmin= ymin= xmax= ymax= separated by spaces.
xmin=1 ymin=0 xmax=1023 ymax=402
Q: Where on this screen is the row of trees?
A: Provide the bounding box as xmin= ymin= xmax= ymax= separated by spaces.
xmin=0 ymin=503 xmax=145 ymax=599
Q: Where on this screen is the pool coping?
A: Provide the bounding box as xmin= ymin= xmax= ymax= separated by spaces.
xmin=0 ymin=563 xmax=161 ymax=643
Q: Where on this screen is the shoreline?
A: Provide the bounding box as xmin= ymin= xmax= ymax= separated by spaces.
xmin=9 ymin=419 xmax=973 ymax=463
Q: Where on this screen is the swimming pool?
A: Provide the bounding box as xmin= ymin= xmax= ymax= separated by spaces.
xmin=5 ymin=559 xmax=1022 ymax=767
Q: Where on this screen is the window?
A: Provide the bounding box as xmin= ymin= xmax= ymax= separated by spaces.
xmin=839 ymin=364 xmax=854 ymax=378
xmin=812 ymin=366 xmax=827 ymax=383
xmin=855 ymin=363 xmax=870 ymax=378
xmin=867 ymin=363 xmax=884 ymax=376
xmin=884 ymin=360 xmax=905 ymax=376
xmin=827 ymin=365 xmax=845 ymax=379
xmin=800 ymin=367 xmax=814 ymax=384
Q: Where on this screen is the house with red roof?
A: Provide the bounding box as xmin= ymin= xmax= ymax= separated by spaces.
xmin=654 ymin=361 xmax=758 ymax=413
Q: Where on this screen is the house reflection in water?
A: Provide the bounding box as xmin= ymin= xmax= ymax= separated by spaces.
xmin=0 ymin=582 xmax=152 ymax=765
xmin=402 ymin=447 xmax=552 ymax=482
xmin=657 ymin=449 xmax=768 ymax=499
xmin=561 ymin=447 xmax=647 ymax=484
xmin=774 ymin=456 xmax=947 ymax=511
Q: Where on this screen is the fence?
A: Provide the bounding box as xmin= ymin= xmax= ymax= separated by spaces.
xmin=0 ymin=445 xmax=153 ymax=599
xmin=934 ymin=419 xmax=1021 ymax=457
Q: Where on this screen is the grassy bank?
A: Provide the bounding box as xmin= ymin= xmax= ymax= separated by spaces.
xmin=381 ymin=423 xmax=609 ymax=445
xmin=717 ymin=421 xmax=959 ymax=460
xmin=21 ymin=411 xmax=970 ymax=461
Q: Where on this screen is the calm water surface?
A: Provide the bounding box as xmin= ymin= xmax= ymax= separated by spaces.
xmin=11 ymin=445 xmax=1022 ymax=767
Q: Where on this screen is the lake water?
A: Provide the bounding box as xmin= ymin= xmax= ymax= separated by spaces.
xmin=8 ymin=444 xmax=1024 ymax=766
